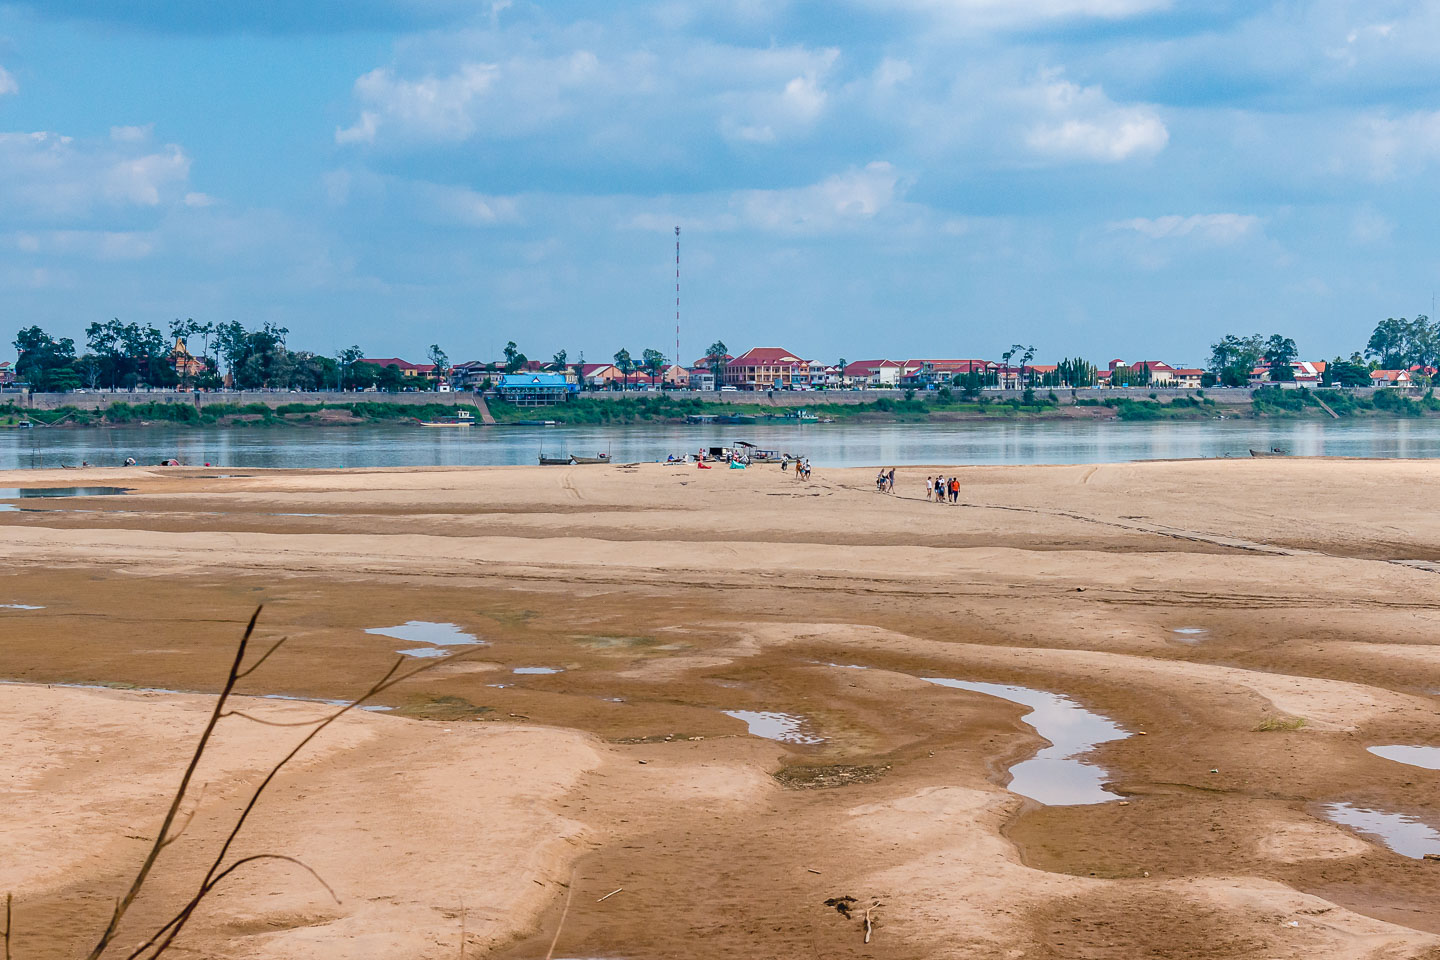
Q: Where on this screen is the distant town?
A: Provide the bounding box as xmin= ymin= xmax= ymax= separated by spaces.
xmin=4 ymin=318 xmax=1436 ymax=406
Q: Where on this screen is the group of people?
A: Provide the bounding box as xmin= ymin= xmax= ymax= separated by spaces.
xmin=926 ymin=475 xmax=960 ymax=504
xmin=874 ymin=468 xmax=896 ymax=493
xmin=790 ymin=457 xmax=812 ymax=480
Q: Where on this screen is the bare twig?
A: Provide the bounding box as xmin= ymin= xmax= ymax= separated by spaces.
xmin=864 ymin=903 xmax=877 ymax=944
xmin=157 ymin=784 xmax=208 ymax=852
xmin=5 ymin=891 xmax=12 ymax=960
xmin=596 ymin=887 xmax=622 ymax=903
xmin=124 ymin=641 xmax=477 ymax=960
xmin=85 ymin=606 xmax=263 ymax=960
xmin=235 ymin=637 xmax=286 ymax=680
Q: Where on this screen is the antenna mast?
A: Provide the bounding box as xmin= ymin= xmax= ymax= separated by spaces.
xmin=674 ymin=226 xmax=681 ymax=366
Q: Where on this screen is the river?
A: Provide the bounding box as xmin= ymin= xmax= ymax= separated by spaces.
xmin=9 ymin=419 xmax=1440 ymax=470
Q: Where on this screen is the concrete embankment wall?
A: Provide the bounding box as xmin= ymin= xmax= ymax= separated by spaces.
xmin=6 ymin=385 xmax=1387 ymax=412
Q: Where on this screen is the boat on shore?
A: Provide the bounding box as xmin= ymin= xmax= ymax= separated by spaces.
xmin=1249 ymin=448 xmax=1288 ymax=458
xmin=570 ymin=453 xmax=611 ymax=464
xmin=538 ymin=455 xmax=574 ymax=465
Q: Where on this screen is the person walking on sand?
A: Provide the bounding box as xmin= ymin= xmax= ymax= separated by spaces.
xmin=887 ymin=467 xmax=895 ymax=493
xmin=950 ymin=476 xmax=959 ymax=504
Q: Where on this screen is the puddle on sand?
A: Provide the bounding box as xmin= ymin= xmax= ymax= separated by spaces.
xmin=1322 ymin=803 xmax=1440 ymax=859
xmin=723 ymin=710 xmax=824 ymax=744
xmin=366 ymin=621 xmax=481 ymax=658
xmin=1368 ymin=745 xmax=1440 ymax=771
xmin=922 ymin=679 xmax=1129 ymax=806
xmin=0 ymin=604 xmax=43 ymax=610
xmin=1172 ymin=627 xmax=1208 ymax=643
xmin=0 ymin=487 xmax=128 ymax=499
xmin=365 ymin=621 xmax=478 ymax=646
xmin=513 ymin=666 xmax=562 ymax=675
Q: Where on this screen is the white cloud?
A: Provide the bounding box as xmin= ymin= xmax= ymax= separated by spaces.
xmin=0 ymin=131 xmax=191 ymax=219
xmin=1352 ymin=108 xmax=1440 ymax=181
xmin=1023 ymin=75 xmax=1167 ymax=162
xmin=183 ymin=191 xmax=216 ymax=207
xmin=857 ymin=0 xmax=1169 ymax=29
xmin=339 ymin=63 xmax=498 ymax=144
xmin=110 ymin=124 xmax=153 ymax=143
xmin=718 ymin=50 xmax=836 ymax=143
xmin=4 ymin=229 xmax=156 ymax=261
xmin=410 ymin=180 xmax=519 ymax=226
xmin=1108 ymin=213 xmax=1261 ymax=243
xmin=1351 ymin=205 xmax=1393 ymax=244
xmin=732 ymin=161 xmax=903 ymax=232
xmin=339 ymin=41 xmax=840 ymax=153
xmin=335 ymin=110 xmax=379 ymax=145
xmin=0 ymin=66 xmax=17 ymax=97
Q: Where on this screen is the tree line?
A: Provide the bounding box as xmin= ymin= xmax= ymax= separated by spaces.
xmin=11 ymin=313 xmax=1434 ymax=394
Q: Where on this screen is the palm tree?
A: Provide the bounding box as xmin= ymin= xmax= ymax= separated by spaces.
xmin=613 ymin=348 xmax=635 ymax=390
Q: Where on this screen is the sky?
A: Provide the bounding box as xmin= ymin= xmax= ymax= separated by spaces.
xmin=0 ymin=0 xmax=1437 ymax=366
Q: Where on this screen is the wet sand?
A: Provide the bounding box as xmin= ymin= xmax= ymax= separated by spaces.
xmin=3 ymin=460 xmax=1440 ymax=958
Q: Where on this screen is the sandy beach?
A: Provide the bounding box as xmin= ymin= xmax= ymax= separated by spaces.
xmin=4 ymin=459 xmax=1440 ymax=958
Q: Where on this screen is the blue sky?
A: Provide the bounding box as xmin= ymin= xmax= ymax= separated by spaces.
xmin=1 ymin=0 xmax=1437 ymax=366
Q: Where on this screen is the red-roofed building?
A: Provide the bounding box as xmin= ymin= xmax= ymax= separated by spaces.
xmin=1372 ymin=369 xmax=1412 ymax=386
xmin=724 ymin=347 xmax=809 ymax=390
xmin=899 ymin=359 xmax=993 ymax=387
xmin=844 ymin=359 xmax=903 ymax=387
xmin=354 ymin=357 xmax=437 ymax=380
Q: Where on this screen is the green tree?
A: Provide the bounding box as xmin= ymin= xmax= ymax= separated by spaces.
xmin=1366 ymin=315 xmax=1436 ymax=369
xmin=377 ymin=363 xmax=407 ymax=393
xmin=706 ymin=339 xmax=727 ymax=390
xmin=551 ymin=349 xmax=568 ymax=370
xmin=613 ymin=347 xmax=635 ymax=390
xmin=1264 ymin=334 xmax=1299 ymax=381
xmin=1208 ymin=334 xmax=1266 ymax=387
xmin=1056 ymin=357 xmax=1096 ymax=387
xmin=642 ymin=347 xmax=666 ymax=384
xmin=427 ymin=343 xmax=449 ymax=381
xmin=503 ymin=341 xmax=527 ymax=374
xmin=1327 ymin=354 xmax=1372 ymax=388
xmin=13 ymin=326 xmax=78 ymax=391
xmin=338 ymin=345 xmax=365 ymax=390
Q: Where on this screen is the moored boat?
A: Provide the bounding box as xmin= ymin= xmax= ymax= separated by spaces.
xmin=419 ymin=410 xmax=475 ymax=427
xmin=538 ymin=455 xmax=574 ymax=465
xmin=1249 ymin=448 xmax=1287 ymax=458
xmin=570 ymin=454 xmax=611 ymax=464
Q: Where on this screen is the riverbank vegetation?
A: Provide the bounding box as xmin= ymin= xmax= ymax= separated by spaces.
xmin=6 ymin=386 xmax=1440 ymax=430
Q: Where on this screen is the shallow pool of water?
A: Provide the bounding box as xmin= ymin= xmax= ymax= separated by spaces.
xmin=723 ymin=710 xmax=824 ymax=744
xmin=513 ymin=666 xmax=562 ymax=675
xmin=1172 ymin=627 xmax=1207 ymax=642
xmin=922 ymin=678 xmax=1128 ymax=805
xmin=0 ymin=603 xmax=44 ymax=610
xmin=1367 ymin=745 xmax=1440 ymax=771
xmin=1322 ymin=802 xmax=1440 ymax=859
xmin=0 ymin=487 xmax=128 ymax=498
xmin=364 ymin=621 xmax=478 ymax=646
xmin=366 ymin=621 xmax=481 ymax=658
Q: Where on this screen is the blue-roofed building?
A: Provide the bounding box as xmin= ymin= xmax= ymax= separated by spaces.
xmin=495 ymin=372 xmax=578 ymax=406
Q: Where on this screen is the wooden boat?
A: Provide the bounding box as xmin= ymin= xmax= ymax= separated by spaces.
xmin=538 ymin=455 xmax=574 ymax=465
xmin=1249 ymin=448 xmax=1288 ymax=458
xmin=570 ymin=454 xmax=611 ymax=464
xmin=419 ymin=410 xmax=474 ymax=427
